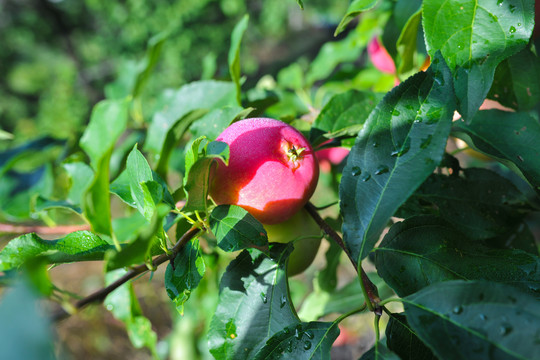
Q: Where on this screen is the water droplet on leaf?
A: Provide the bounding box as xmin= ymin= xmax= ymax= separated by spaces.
xmin=500 ymin=324 xmax=512 ymax=336
xmin=453 ymin=305 xmax=463 ymax=314
xmin=361 ymin=173 xmax=371 ymax=182
xmin=280 ymin=294 xmax=287 ymax=308
xmin=351 ymin=166 xmax=362 ymax=176
xmin=305 ymin=330 xmax=314 ymax=339
xmin=392 ymin=109 xmax=400 ymax=116
xmin=509 ymin=26 xmax=516 ymax=33
xmin=303 ymin=341 xmax=312 ymax=350
xmin=374 ymin=165 xmax=389 ymax=175
xmin=260 ymin=292 xmax=267 ymax=303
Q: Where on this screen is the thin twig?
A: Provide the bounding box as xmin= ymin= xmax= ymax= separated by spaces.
xmin=304 ymin=202 xmax=382 ymax=314
xmin=0 ymin=223 xmax=91 ymax=235
xmin=52 ymin=226 xmax=201 ymax=322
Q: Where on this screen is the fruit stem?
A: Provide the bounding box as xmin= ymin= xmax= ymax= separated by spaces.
xmin=304 ymin=201 xmax=382 ymax=314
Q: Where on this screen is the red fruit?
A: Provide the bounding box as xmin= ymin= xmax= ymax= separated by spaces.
xmin=316 ymin=147 xmax=349 ymax=172
xmin=367 ymin=38 xmax=396 ymax=74
xmin=209 ymin=118 xmax=319 ymax=225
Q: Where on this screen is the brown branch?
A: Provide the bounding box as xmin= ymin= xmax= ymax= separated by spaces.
xmin=304 ymin=202 xmax=382 ymax=314
xmin=0 ymin=223 xmax=91 ymax=235
xmin=52 ymin=226 xmax=201 ymax=322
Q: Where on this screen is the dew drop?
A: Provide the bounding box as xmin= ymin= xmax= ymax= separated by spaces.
xmin=392 ymin=109 xmax=401 ymax=116
xmin=361 ymin=173 xmax=371 ymax=182
xmin=287 ymin=340 xmax=293 ymax=352
xmin=305 ymin=330 xmax=315 ymax=339
xmin=351 ymin=166 xmax=362 ymax=176
xmin=517 ymin=22 xmax=521 ymax=27
xmin=509 ymin=4 xmax=516 ymax=13
xmin=500 ymin=324 xmax=513 ymax=336
xmin=453 ymin=305 xmax=463 ymax=314
xmin=509 ymin=26 xmax=516 ymax=33
xmin=372 ymin=141 xmax=379 ymax=148
xmin=457 ymin=44 xmax=463 ymax=50
xmin=303 ymin=341 xmax=312 ymax=350
xmin=517 ymin=155 xmax=524 ymax=162
xmin=497 ymin=0 xmax=503 ymax=6
xmin=479 ymin=314 xmax=488 ymax=321
xmin=106 ymin=304 xmax=114 ymax=311
xmin=295 ymin=325 xmax=303 ymax=340
xmin=280 ymin=294 xmax=287 ymax=308
xmin=260 ymin=292 xmax=267 ymax=304
xmin=420 ymin=135 xmax=433 ymax=149
xmin=374 ymin=165 xmax=389 ymax=175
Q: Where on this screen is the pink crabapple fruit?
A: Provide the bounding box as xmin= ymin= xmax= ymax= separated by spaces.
xmin=209 ymin=117 xmax=319 ymax=225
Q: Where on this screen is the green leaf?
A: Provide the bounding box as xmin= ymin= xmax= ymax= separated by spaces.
xmin=334 ymin=0 xmax=378 ymax=36
xmin=132 ymin=31 xmax=168 ymax=98
xmin=488 ymin=47 xmax=540 ymax=110
xmin=423 ymin=0 xmax=534 ymax=120
xmin=105 ymin=204 xmax=169 ymax=271
xmin=80 ymin=98 xmax=130 ymax=235
xmin=145 ymin=80 xmax=236 ymax=159
xmin=404 ymin=280 xmax=540 ymax=360
xmin=315 ymin=240 xmax=342 ymax=293
xmin=164 ymin=240 xmax=205 ymax=314
xmin=360 ymin=343 xmax=401 ymax=360
xmin=310 ymin=90 xmax=382 ymax=145
xmin=408 ymin=168 xmax=529 ymax=239
xmin=63 ymin=162 xmax=94 ymax=206
xmin=295 ymin=0 xmax=304 ymax=10
xmin=228 ymin=14 xmax=249 ymax=105
xmin=385 ymin=313 xmax=437 ymax=360
xmin=452 ymin=110 xmax=540 ymax=189
xmin=340 ymin=52 xmax=455 ymax=262
xmin=190 ymin=106 xmax=248 ymax=141
xmin=0 ymin=137 xmax=64 ymax=178
xmin=253 ymin=321 xmax=340 ymax=359
xmin=375 ymin=216 xmax=540 ymax=297
xmin=104 ymin=269 xmax=158 ymax=356
xmin=33 ymin=196 xmax=82 ymax=214
xmin=0 ymin=281 xmax=55 ymax=360
xmin=0 ymin=231 xmax=113 ymax=271
xmin=382 ymin=0 xmax=423 ymax=59
xmin=209 ymin=205 xmax=269 ymax=253
xmin=183 ymin=140 xmax=229 ymax=212
xmin=396 ymin=9 xmax=422 ymax=76
xmin=208 ymin=244 xmax=298 ymax=359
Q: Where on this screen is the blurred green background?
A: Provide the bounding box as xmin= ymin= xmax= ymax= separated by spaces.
xmin=0 ymin=0 xmax=350 ymax=144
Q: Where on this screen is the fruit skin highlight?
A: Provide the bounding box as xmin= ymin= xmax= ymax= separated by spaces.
xmin=209 ymin=118 xmax=319 ymax=225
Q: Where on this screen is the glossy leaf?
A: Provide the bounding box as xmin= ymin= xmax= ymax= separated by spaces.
xmin=208 ymin=244 xmax=298 ymax=359
xmin=408 ymin=168 xmax=529 ymax=239
xmin=385 ymin=313 xmax=436 ymax=360
xmin=340 ymin=52 xmax=455 ymax=262
xmin=488 ymin=47 xmax=540 ymax=110
xmin=228 ymin=14 xmax=249 ymax=105
xmin=209 ymin=205 xmax=269 ymax=253
xmin=404 ymin=280 xmax=540 ymax=359
xmin=0 ymin=231 xmax=113 ymax=271
xmin=452 ymin=110 xmax=540 ymax=189
xmin=423 ymin=0 xmax=534 ymax=119
xmin=334 ymin=0 xmax=378 ymax=36
xmin=375 ymin=216 xmax=540 ymax=297
xmin=164 ymin=240 xmax=205 ymax=315
xmin=253 ymin=321 xmax=340 ymax=359
xmin=360 ymin=342 xmax=400 ymax=360
xmin=310 ymin=90 xmax=382 ymax=145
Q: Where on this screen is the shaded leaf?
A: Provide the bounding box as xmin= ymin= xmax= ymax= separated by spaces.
xmin=360 ymin=342 xmax=400 ymax=360
xmin=452 ymin=110 xmax=540 ymax=189
xmin=375 ymin=216 xmax=540 ymax=297
xmin=165 ymin=240 xmax=205 ymax=314
xmin=209 ymin=205 xmax=269 ymax=253
xmin=228 ymin=15 xmax=249 ymax=104
xmin=404 ymin=280 xmax=540 ymax=360
xmin=208 ymin=244 xmax=298 ymax=359
xmin=253 ymin=321 xmax=340 ymax=359
xmin=339 ymin=52 xmax=455 ymax=262
xmin=385 ymin=313 xmax=436 ymax=360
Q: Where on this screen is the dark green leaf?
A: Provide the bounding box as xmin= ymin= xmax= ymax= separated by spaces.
xmin=0 ymin=137 xmax=64 ymax=177
xmin=316 ymin=240 xmax=342 ymax=292
xmin=409 ymin=168 xmax=529 ymax=239
xmin=334 ymin=0 xmax=378 ymax=36
xmin=385 ymin=313 xmax=436 ymax=360
xmin=0 ymin=281 xmax=55 ymax=360
xmin=105 ymin=204 xmax=169 ymax=271
xmin=404 ymin=280 xmax=540 ymax=360
xmin=34 ymin=196 xmax=82 ymax=214
xmin=360 ymin=342 xmax=400 ymax=360
xmin=423 ymin=0 xmax=534 ymax=119
xmin=452 ymin=110 xmax=540 ymax=189
xmin=228 ymin=15 xmax=249 ymax=104
xmin=209 ymin=205 xmax=269 ymax=252
xmin=375 ymin=216 xmax=540 ymax=297
xmin=310 ymin=90 xmax=382 ymax=145
xmin=208 ymin=244 xmax=298 ymax=359
xmin=253 ymin=321 xmax=340 ymax=359
xmin=382 ymin=0 xmax=423 ymax=59
xmin=488 ymin=47 xmax=540 ymax=110
xmin=165 ymin=240 xmax=205 ymax=314
xmin=0 ymin=231 xmax=113 ymax=271
xmin=340 ymin=52 xmax=455 ymax=262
